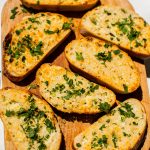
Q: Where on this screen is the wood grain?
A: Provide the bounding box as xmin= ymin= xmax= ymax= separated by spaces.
xmin=1 ymin=0 xmax=150 ymax=150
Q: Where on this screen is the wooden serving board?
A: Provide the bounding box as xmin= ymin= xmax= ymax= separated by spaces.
xmin=1 ymin=0 xmax=150 ymax=150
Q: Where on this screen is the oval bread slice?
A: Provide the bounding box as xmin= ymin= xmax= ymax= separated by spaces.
xmin=20 ymin=0 xmax=98 ymax=11
xmin=0 ymin=88 xmax=61 ymax=150
xmin=65 ymin=37 xmax=140 ymax=94
xmin=36 ymin=64 xmax=116 ymax=114
xmin=4 ymin=12 xmax=71 ymax=82
xmin=80 ymin=6 xmax=150 ymax=57
xmin=74 ymin=98 xmax=147 ymax=150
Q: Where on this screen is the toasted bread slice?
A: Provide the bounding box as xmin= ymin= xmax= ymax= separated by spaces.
xmin=65 ymin=37 xmax=140 ymax=94
xmin=0 ymin=88 xmax=61 ymax=150
xmin=20 ymin=0 xmax=98 ymax=11
xmin=80 ymin=6 xmax=150 ymax=57
xmin=36 ymin=64 xmax=116 ymax=114
xmin=74 ymin=98 xmax=147 ymax=150
xmin=4 ymin=12 xmax=71 ymax=82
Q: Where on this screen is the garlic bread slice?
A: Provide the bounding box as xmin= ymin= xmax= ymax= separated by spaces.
xmin=80 ymin=6 xmax=150 ymax=57
xmin=36 ymin=64 xmax=116 ymax=114
xmin=4 ymin=12 xmax=71 ymax=82
xmin=74 ymin=98 xmax=146 ymax=150
xmin=65 ymin=37 xmax=140 ymax=94
xmin=20 ymin=0 xmax=98 ymax=11
xmin=0 ymin=88 xmax=61 ymax=150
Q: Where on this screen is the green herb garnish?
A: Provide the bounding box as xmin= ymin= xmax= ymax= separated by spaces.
xmin=123 ymin=132 xmax=131 ymax=137
xmin=123 ymin=84 xmax=128 ymax=93
xmin=113 ymin=50 xmax=121 ymax=55
xmin=62 ymin=22 xmax=71 ymax=30
xmin=95 ymin=52 xmax=112 ymax=65
xmin=99 ymin=124 xmax=106 ymax=131
xmin=90 ymin=18 xmax=97 ymax=25
xmin=30 ymin=41 xmax=43 ymax=56
xmin=112 ymin=133 xmax=118 ymax=148
xmin=76 ymin=52 xmax=84 ymax=61
xmin=46 ymin=20 xmax=51 ymax=24
xmin=15 ymin=29 xmax=23 ymax=35
xmin=119 ymin=103 xmax=135 ymax=118
xmin=99 ymin=102 xmax=111 ymax=113
xmin=10 ymin=7 xmax=18 ymax=20
xmin=104 ymin=9 xmax=111 ymax=15
xmin=5 ymin=110 xmax=15 ymax=117
xmin=44 ymin=29 xmax=59 ymax=34
xmin=76 ymin=143 xmax=82 ymax=147
xmin=28 ymin=17 xmax=40 ymax=24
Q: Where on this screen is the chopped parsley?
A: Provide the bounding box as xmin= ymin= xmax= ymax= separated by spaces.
xmin=128 ymin=30 xmax=140 ymax=41
xmin=118 ymin=103 xmax=135 ymax=118
xmin=15 ymin=29 xmax=23 ymax=35
xmin=50 ymin=73 xmax=99 ymax=101
xmin=75 ymin=52 xmax=84 ymax=61
xmin=91 ymin=135 xmax=108 ymax=148
xmin=62 ymin=22 xmax=71 ymax=30
xmin=5 ymin=95 xmax=55 ymax=150
xmin=44 ymin=81 xmax=49 ymax=86
xmin=45 ymin=119 xmax=55 ymax=133
xmin=88 ymin=83 xmax=99 ymax=93
xmin=123 ymin=84 xmax=128 ymax=93
xmin=63 ymin=88 xmax=85 ymax=100
xmin=5 ymin=110 xmax=15 ymax=117
xmin=30 ymin=41 xmax=43 ymax=56
xmin=104 ymin=43 xmax=112 ymax=48
xmin=112 ymin=133 xmax=118 ymax=148
xmin=99 ymin=102 xmax=111 ymax=113
xmin=121 ymin=9 xmax=126 ymax=14
xmin=133 ymin=122 xmax=138 ymax=125
xmin=76 ymin=143 xmax=82 ymax=147
xmin=95 ymin=51 xmax=112 ymax=65
xmin=123 ymin=132 xmax=131 ymax=137
xmin=99 ymin=124 xmax=106 ymax=131
xmin=104 ymin=9 xmax=111 ymax=15
xmin=10 ymin=7 xmax=18 ymax=20
xmin=51 ymin=84 xmax=65 ymax=93
xmin=113 ymin=50 xmax=121 ymax=55
xmin=46 ymin=20 xmax=51 ymax=24
xmin=63 ymin=75 xmax=75 ymax=89
xmin=114 ymin=15 xmax=140 ymax=41
xmin=90 ymin=18 xmax=97 ymax=25
xmin=135 ymin=40 xmax=143 ymax=47
xmin=28 ymin=17 xmax=40 ymax=24
xmin=44 ymin=29 xmax=59 ymax=34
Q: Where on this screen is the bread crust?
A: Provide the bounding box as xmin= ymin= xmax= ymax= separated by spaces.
xmin=20 ymin=0 xmax=98 ymax=11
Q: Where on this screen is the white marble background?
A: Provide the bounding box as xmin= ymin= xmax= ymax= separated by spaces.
xmin=0 ymin=0 xmax=150 ymax=149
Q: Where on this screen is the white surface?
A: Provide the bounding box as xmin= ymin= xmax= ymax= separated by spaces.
xmin=0 ymin=0 xmax=150 ymax=149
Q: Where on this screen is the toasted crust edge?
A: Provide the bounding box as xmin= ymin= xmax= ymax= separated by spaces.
xmin=20 ymin=0 xmax=98 ymax=11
